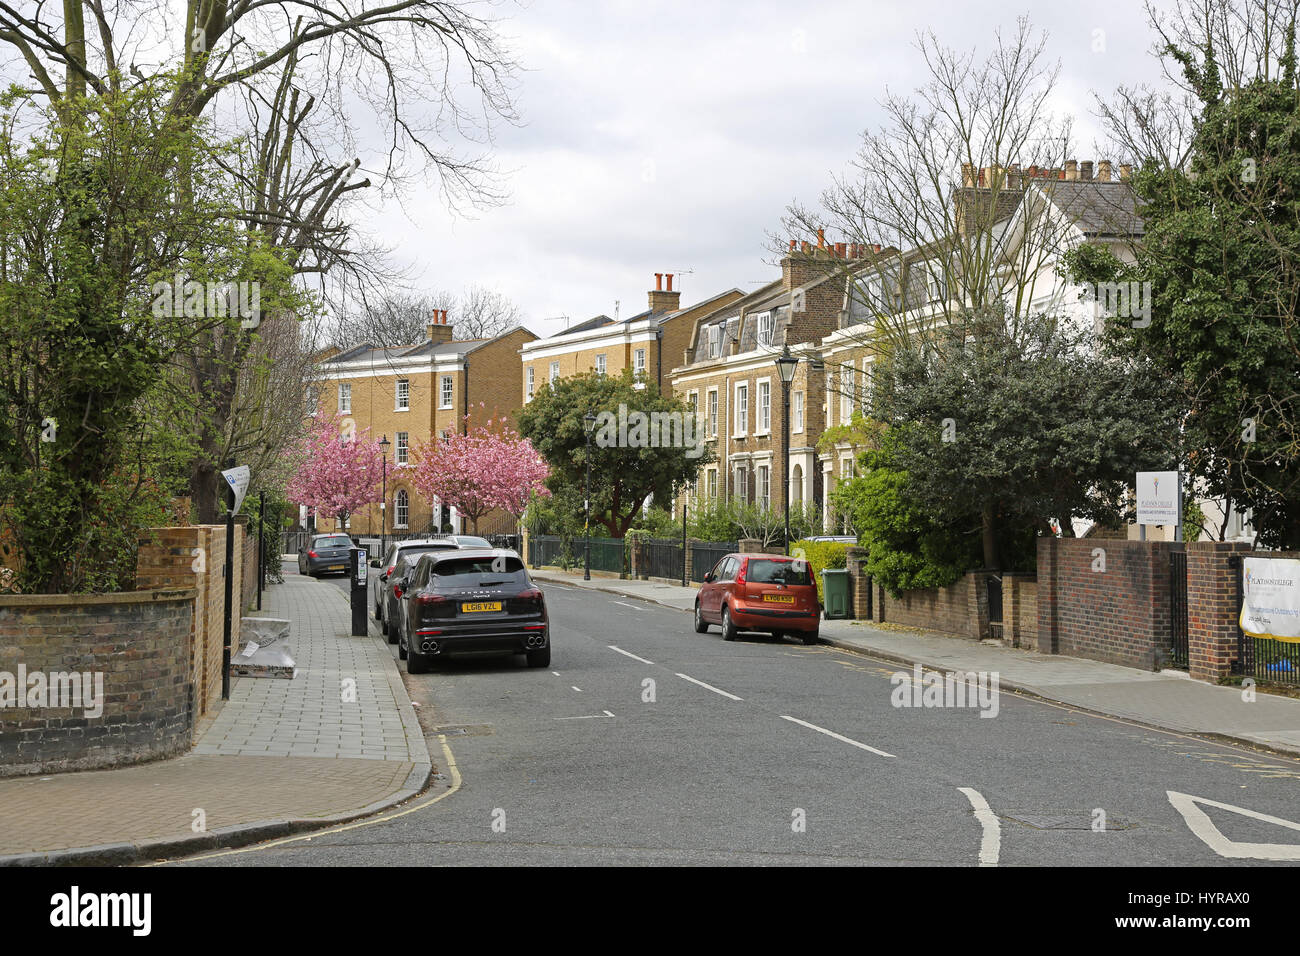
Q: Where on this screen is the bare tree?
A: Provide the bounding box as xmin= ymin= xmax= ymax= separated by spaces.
xmin=456 ymin=283 xmax=523 ymax=339
xmin=782 ymin=18 xmax=1082 ymax=393
xmin=0 ymin=1 xmax=523 ymax=521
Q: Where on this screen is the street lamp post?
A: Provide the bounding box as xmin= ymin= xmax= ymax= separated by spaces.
xmin=775 ymin=345 xmax=800 ymax=553
xmin=583 ymin=412 xmax=597 ymax=581
xmin=379 ymin=434 xmax=391 ymax=558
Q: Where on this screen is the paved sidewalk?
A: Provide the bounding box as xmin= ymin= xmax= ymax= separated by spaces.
xmin=532 ymin=569 xmax=1300 ymax=757
xmin=0 ymin=574 xmax=431 ymax=865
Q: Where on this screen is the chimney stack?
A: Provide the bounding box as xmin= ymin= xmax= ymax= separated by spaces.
xmin=1065 ymin=160 xmax=1078 ymax=181
xmin=1097 ymin=160 xmax=1113 ymax=182
xmin=648 ymin=272 xmax=680 ymax=313
xmin=427 ymin=309 xmax=454 ymax=345
xmin=1119 ymin=163 xmax=1132 ymax=182
xmin=1080 ymin=161 xmax=1094 ymax=182
xmin=961 ymin=163 xmax=975 ymax=188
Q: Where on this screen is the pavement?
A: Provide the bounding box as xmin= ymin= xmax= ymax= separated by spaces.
xmin=528 ymin=569 xmax=1300 ymax=758
xmin=0 ymin=566 xmax=432 ymax=866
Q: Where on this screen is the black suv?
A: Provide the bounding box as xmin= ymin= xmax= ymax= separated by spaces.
xmin=394 ymin=549 xmax=549 ymax=673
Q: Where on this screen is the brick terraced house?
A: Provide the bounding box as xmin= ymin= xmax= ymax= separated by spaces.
xmin=519 ymin=274 xmax=743 ymax=403
xmin=309 ymin=313 xmax=538 ymax=536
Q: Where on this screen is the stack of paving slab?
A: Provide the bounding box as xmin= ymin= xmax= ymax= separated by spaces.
xmin=231 ymin=617 xmax=296 ymax=679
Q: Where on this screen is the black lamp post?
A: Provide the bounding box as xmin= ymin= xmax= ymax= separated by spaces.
xmin=379 ymin=434 xmax=390 ymax=557
xmin=583 ymin=412 xmax=597 ymax=580
xmin=775 ymin=345 xmax=800 ymax=552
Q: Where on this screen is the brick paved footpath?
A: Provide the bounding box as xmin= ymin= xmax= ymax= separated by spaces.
xmin=0 ymin=575 xmax=431 ymax=863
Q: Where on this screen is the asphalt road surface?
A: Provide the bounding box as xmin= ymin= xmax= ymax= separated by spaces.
xmin=184 ymin=564 xmax=1300 ymax=866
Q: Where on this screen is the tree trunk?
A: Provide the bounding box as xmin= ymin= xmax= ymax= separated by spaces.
xmin=981 ymin=500 xmax=999 ymax=569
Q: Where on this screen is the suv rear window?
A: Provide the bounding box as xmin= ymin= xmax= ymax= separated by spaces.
xmin=433 ymin=556 xmax=526 ymax=576
xmin=314 ymin=535 xmax=353 ymax=549
xmin=747 ymin=559 xmax=812 ymax=586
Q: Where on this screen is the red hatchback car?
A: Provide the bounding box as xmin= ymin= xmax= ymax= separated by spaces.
xmin=694 ymin=553 xmax=821 ymax=645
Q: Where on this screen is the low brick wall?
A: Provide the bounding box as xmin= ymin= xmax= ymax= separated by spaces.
xmin=1037 ymin=538 xmax=1176 ymax=670
xmin=878 ymin=574 xmax=982 ymax=637
xmin=0 ymin=589 xmax=196 ymax=777
xmin=1004 ymin=574 xmax=1038 ymax=649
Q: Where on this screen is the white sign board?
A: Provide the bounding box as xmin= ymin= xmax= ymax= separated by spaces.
xmin=1240 ymin=556 xmax=1300 ymax=644
xmin=221 ymin=465 xmax=251 ymax=516
xmin=1136 ymin=471 xmax=1179 ymax=526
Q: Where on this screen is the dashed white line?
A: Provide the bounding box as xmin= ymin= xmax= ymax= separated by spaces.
xmin=603 ymin=710 xmax=615 ymax=717
xmin=612 ymin=601 xmax=643 ymax=611
xmin=958 ymin=787 xmax=1001 ymax=867
xmin=571 ymin=686 xmax=582 ymax=693
xmin=608 ymin=645 xmax=655 ymax=665
xmin=779 ymin=715 xmax=895 ymax=758
xmin=675 ymin=673 xmax=743 ymax=701
xmin=551 ymin=671 xmax=560 ymax=677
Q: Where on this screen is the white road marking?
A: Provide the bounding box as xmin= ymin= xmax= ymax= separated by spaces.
xmin=958 ymin=787 xmax=1001 ymax=867
xmin=1167 ymin=790 xmax=1300 ymax=860
xmin=779 ymin=715 xmax=895 ymax=758
xmin=571 ymin=686 xmax=582 ymax=693
xmin=675 ymin=673 xmax=743 ymax=701
xmin=546 ymin=584 xmax=574 ymax=591
xmin=613 ymin=601 xmax=643 ymax=611
xmin=555 ymin=712 xmax=615 ymax=720
xmin=608 ymin=644 xmax=655 ymax=665
xmin=551 ymin=671 xmax=560 ymax=677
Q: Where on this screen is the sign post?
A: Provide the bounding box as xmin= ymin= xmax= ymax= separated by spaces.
xmin=1136 ymin=470 xmax=1180 ymax=541
xmin=220 ymin=464 xmax=251 ymax=700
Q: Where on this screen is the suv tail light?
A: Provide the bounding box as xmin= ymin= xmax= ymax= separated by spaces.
xmin=515 ymin=588 xmax=543 ymax=603
xmin=307 ymin=550 xmax=318 ymax=558
xmin=417 ymin=593 xmax=449 ymax=606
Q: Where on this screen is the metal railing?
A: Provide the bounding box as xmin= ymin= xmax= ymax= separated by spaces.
xmin=690 ymin=541 xmax=737 ymax=583
xmin=641 ymin=538 xmax=684 ymax=580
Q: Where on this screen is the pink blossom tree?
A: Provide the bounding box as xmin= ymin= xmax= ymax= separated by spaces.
xmin=284 ymin=415 xmax=383 ymax=528
xmin=411 ymin=415 xmax=550 ymax=533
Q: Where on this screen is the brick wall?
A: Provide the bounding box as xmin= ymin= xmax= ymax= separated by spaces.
xmin=1037 ymin=538 xmax=1176 ymax=670
xmin=1187 ymin=541 xmax=1253 ymax=681
xmin=876 ymin=574 xmax=981 ymax=637
xmin=135 ymin=523 xmax=245 ymax=720
xmin=1003 ymin=573 xmax=1038 ymax=649
xmin=0 ymin=589 xmax=196 ymax=776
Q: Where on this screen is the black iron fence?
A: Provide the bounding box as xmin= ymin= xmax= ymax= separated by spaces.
xmin=1170 ymin=548 xmax=1189 ymax=670
xmin=1231 ymin=553 xmax=1299 ymax=686
xmin=641 ymin=538 xmax=684 ymax=581
xmin=690 ymin=540 xmax=737 ymax=583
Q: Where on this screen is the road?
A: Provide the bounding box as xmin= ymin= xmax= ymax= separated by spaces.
xmin=189 ymin=563 xmax=1300 ymax=865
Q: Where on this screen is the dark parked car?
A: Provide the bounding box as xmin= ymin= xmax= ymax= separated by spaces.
xmin=394 ymin=549 xmax=548 ymax=674
xmin=694 ymin=553 xmax=820 ymax=644
xmin=297 ymin=533 xmax=356 ymax=577
xmin=371 ymin=539 xmax=462 ymax=641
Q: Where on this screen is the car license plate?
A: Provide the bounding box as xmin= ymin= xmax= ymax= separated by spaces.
xmin=329 ymin=564 xmax=344 ymax=571
xmin=462 ymin=601 xmax=502 ymax=613
xmin=763 ymin=594 xmax=796 ymax=604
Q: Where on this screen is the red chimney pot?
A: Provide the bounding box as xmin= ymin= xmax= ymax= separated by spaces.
xmin=654 ymin=273 xmax=663 ymax=291
xmin=666 ymin=274 xmax=674 ymax=292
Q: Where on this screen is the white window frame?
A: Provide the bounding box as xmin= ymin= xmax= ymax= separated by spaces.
xmin=793 ymin=390 xmax=805 ymax=434
xmin=705 ymin=468 xmax=718 ymax=499
xmin=706 ymin=388 xmax=719 ymax=438
xmin=395 ymin=378 xmax=410 ymax=412
xmin=526 ymin=366 xmax=535 ymax=402
xmin=841 ymin=455 xmax=854 ymax=480
xmin=863 ymin=356 xmax=874 ymax=411
xmin=733 ymin=463 xmax=749 ymax=503
xmin=396 ymin=431 xmax=409 ymax=466
xmin=708 ymin=324 xmax=723 ymax=358
xmin=756 ymin=378 xmax=771 ymax=435
xmin=440 ymin=375 xmax=453 ymax=409
xmin=733 ymin=382 xmax=749 ymax=437
xmin=306 ymin=385 xmax=317 ymax=417
xmin=840 ymin=365 xmax=854 ymax=424
xmin=338 ymin=382 xmax=351 ymax=414
xmin=394 ymin=489 xmax=409 ymax=529
xmin=756 ymin=464 xmax=770 ymax=510
xmin=549 ymin=361 xmax=560 ymax=385
xmin=756 ymin=311 xmax=773 ymax=348
xmin=595 ymin=353 xmax=607 ymax=376
xmin=634 ymin=348 xmax=647 ymax=376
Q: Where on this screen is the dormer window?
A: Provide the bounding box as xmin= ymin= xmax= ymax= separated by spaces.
xmin=756 ymin=311 xmax=773 ymax=348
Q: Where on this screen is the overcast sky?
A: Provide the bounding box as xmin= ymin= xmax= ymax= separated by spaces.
xmin=351 ymin=0 xmax=1175 ymax=339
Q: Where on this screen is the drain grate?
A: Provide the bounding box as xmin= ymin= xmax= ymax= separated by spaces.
xmin=1000 ymin=810 xmax=1138 ymax=830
